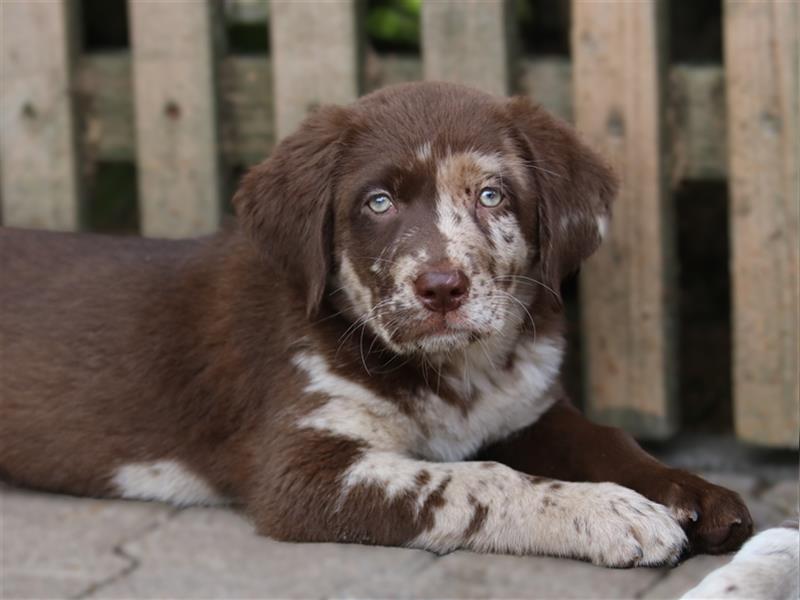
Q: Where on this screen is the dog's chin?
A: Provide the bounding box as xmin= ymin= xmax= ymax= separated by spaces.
xmin=373 ymin=308 xmax=496 ymax=357
xmin=410 ymin=330 xmax=475 ymax=355
xmin=390 ymin=319 xmax=487 ymax=356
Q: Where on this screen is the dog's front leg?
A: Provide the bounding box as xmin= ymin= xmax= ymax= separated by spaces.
xmin=252 ymin=447 xmax=686 ymax=567
xmin=478 ymin=399 xmax=753 ymax=554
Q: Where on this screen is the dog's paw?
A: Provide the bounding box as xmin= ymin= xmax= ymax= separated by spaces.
xmin=631 ymin=469 xmax=753 ymax=554
xmin=575 ymin=483 xmax=688 ymax=568
xmin=681 ymin=525 xmax=799 ymax=599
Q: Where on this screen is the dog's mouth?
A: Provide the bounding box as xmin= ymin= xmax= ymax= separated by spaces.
xmin=387 ymin=311 xmax=488 ymax=354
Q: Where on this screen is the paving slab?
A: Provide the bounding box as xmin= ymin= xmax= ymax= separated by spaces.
xmin=3 ymin=471 xmax=798 ymax=599
xmin=85 ymin=505 xmax=435 ymax=599
xmin=642 ymin=554 xmax=730 ymax=599
xmin=699 ymin=472 xmax=793 ymax=531
xmin=1 ymin=484 xmax=174 ymax=599
xmin=760 ymin=479 xmax=799 ymax=518
xmin=359 ymin=550 xmax=668 ymax=599
xmin=86 ymin=505 xmax=698 ymax=600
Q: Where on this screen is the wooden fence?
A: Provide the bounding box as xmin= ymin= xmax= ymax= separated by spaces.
xmin=1 ymin=0 xmax=797 ymax=447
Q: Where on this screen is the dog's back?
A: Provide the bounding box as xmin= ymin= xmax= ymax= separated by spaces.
xmin=0 ymin=228 xmax=212 ymax=496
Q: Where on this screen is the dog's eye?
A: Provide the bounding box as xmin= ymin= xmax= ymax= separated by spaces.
xmin=478 ymin=187 xmax=502 ymax=208
xmin=367 ymin=193 xmax=394 ymax=214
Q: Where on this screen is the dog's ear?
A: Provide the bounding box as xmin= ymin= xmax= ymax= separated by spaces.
xmin=232 ymin=106 xmax=351 ymax=317
xmin=507 ymin=97 xmax=618 ymax=305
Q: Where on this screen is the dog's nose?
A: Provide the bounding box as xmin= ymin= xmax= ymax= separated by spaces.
xmin=414 ymin=270 xmax=470 ymax=313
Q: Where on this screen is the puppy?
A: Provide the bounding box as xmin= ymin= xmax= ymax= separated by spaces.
xmin=0 ymin=82 xmax=751 ymax=567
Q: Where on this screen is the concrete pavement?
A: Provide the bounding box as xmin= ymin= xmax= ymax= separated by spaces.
xmin=2 ymin=469 xmax=797 ymax=599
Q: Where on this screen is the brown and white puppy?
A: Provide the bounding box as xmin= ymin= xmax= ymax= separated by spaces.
xmin=0 ymin=82 xmax=751 ymax=567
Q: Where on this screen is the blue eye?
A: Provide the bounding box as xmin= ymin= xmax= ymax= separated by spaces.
xmin=367 ymin=193 xmax=394 ymax=214
xmin=478 ymin=187 xmax=502 ymax=208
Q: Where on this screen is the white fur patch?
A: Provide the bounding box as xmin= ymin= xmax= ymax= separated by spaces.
xmin=434 ymin=152 xmax=495 ymax=268
xmin=339 ymin=252 xmax=374 ymax=316
xmin=596 ymin=215 xmax=609 ymax=239
xmin=422 ymin=334 xmax=564 ymax=461
xmin=416 ymin=141 xmax=432 ymax=161
xmin=435 ymin=189 xmax=484 ymax=267
xmin=111 ymin=460 xmax=224 ymax=506
xmin=682 ymin=526 xmax=800 ymax=599
xmin=294 ymin=352 xmax=410 ymax=451
xmin=293 ymin=334 xmax=563 ymax=463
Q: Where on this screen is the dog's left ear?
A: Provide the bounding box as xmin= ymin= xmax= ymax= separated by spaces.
xmin=232 ymin=106 xmax=352 ymax=318
xmin=507 ymin=97 xmax=618 ymax=305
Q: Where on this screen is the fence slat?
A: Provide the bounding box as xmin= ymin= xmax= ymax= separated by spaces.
xmin=725 ymin=0 xmax=799 ymax=447
xmin=0 ymin=0 xmax=81 ymax=230
xmin=572 ymin=0 xmax=677 ymax=438
xmin=129 ymin=0 xmax=222 ymax=238
xmin=270 ymin=0 xmax=361 ymax=139
xmin=421 ymin=0 xmax=513 ymax=96
xmin=77 ymin=54 xmax=729 ymax=179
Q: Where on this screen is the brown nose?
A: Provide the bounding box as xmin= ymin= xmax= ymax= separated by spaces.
xmin=414 ymin=269 xmax=470 ymax=313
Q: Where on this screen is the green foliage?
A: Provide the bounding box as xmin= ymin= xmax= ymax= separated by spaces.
xmin=365 ymin=0 xmax=421 ymax=52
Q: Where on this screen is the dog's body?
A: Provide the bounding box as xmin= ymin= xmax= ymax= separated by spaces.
xmin=1 ymin=82 xmax=752 ymax=567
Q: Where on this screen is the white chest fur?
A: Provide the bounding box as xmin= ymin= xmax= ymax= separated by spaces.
xmin=293 ymin=334 xmax=564 ymax=461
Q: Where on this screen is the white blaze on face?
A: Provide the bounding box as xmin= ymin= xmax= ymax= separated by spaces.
xmin=425 ymin=151 xmax=531 ymax=343
xmin=339 ymin=251 xmax=374 ymax=316
xmin=387 ymin=247 xmax=429 ymax=309
xmin=435 ymin=152 xmax=498 ymax=288
xmin=434 ymin=151 xmax=528 ymax=273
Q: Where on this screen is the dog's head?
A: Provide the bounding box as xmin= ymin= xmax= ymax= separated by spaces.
xmin=234 ymin=82 xmax=616 ymax=356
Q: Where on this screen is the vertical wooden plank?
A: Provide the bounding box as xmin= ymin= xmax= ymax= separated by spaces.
xmin=0 ymin=0 xmax=82 ymax=230
xmin=725 ymin=1 xmax=799 ymax=447
xmin=421 ymin=0 xmax=513 ymax=96
xmin=129 ymin=0 xmax=222 ymax=238
xmin=270 ymin=0 xmax=361 ymax=139
xmin=572 ymin=1 xmax=677 ymax=438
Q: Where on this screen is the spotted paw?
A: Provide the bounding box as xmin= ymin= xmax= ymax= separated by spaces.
xmin=572 ymin=483 xmax=688 ymax=568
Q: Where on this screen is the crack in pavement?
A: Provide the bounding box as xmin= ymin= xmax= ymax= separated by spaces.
xmin=71 ymin=507 xmax=183 ymax=600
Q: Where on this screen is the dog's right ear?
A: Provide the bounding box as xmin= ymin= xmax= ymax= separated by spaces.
xmin=507 ymin=97 xmax=618 ymax=307
xmin=232 ymin=106 xmax=352 ymax=317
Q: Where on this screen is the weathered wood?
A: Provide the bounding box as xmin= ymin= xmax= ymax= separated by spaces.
xmin=572 ymin=0 xmax=677 ymax=438
xmin=76 ymin=53 xmax=728 ymax=179
xmin=269 ymin=1 xmax=361 ymax=139
xmin=518 ymin=57 xmax=572 ymax=121
xmin=421 ymin=0 xmax=513 ymax=96
xmin=128 ymin=0 xmax=222 ymax=237
xmin=0 ymin=0 xmax=82 ymax=230
xmin=724 ymin=0 xmax=799 ymax=447
xmin=668 ymin=65 xmax=727 ymax=183
xmin=218 ymin=56 xmax=274 ymax=166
